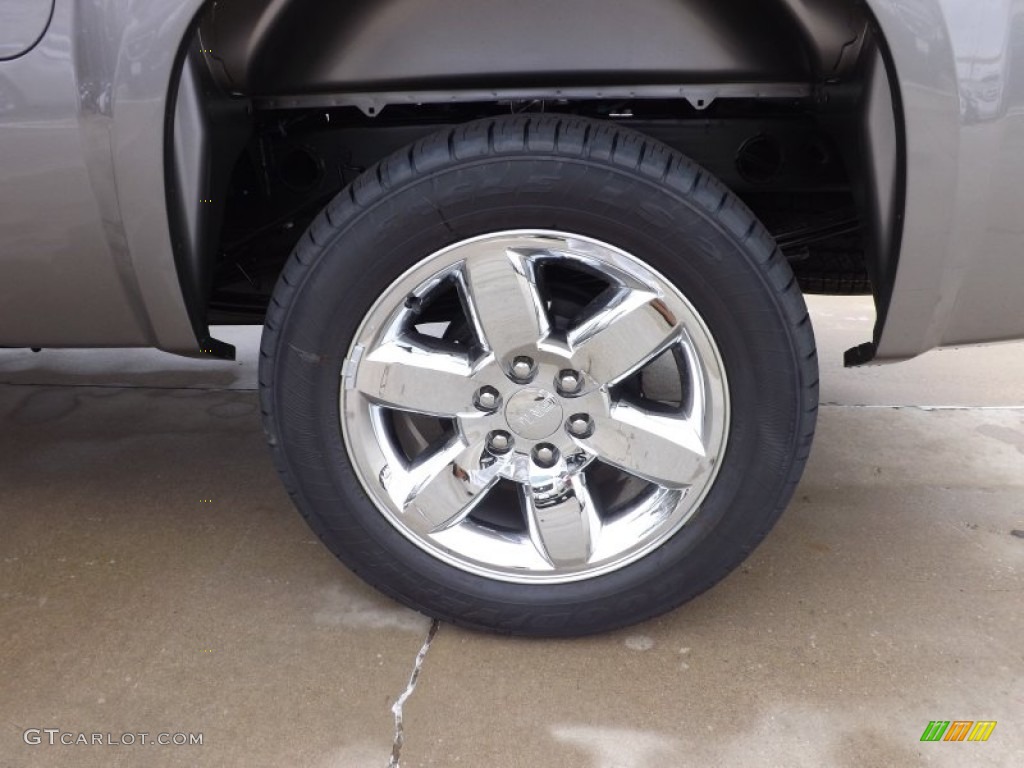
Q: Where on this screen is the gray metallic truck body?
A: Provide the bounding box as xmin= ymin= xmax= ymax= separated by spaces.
xmin=0 ymin=0 xmax=1021 ymax=363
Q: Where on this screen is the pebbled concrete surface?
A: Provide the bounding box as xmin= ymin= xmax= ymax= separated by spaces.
xmin=1 ymin=296 xmax=1022 ymax=767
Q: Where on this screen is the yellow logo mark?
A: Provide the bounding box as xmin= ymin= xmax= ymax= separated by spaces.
xmin=967 ymin=722 xmax=997 ymax=742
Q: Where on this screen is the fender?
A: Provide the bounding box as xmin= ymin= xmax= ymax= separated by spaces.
xmin=2 ymin=0 xmax=1005 ymax=363
xmin=864 ymin=0 xmax=1024 ymax=360
xmin=0 ymin=0 xmax=210 ymax=353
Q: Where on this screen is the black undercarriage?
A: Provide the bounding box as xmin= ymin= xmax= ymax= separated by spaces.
xmin=210 ymin=96 xmax=870 ymax=325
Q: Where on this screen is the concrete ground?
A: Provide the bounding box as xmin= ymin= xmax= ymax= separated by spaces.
xmin=1 ymin=295 xmax=1022 ymax=768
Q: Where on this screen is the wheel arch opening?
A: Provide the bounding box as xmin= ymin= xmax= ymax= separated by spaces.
xmin=164 ymin=0 xmax=905 ymax=361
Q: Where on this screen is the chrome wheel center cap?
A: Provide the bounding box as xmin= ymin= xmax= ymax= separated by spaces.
xmin=504 ymin=388 xmax=563 ymax=440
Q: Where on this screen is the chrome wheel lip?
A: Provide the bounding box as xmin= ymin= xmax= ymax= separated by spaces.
xmin=340 ymin=230 xmax=730 ymax=584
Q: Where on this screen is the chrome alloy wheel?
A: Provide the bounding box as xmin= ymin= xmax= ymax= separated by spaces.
xmin=341 ymin=231 xmax=729 ymax=583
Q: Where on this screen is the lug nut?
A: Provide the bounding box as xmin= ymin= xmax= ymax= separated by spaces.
xmin=474 ymin=386 xmax=501 ymax=412
xmin=532 ymin=444 xmax=560 ymax=468
xmin=487 ymin=431 xmax=513 ymax=455
xmin=567 ymin=414 xmax=594 ymax=439
xmin=557 ymin=369 xmax=582 ymax=395
xmin=510 ymin=356 xmax=536 ymax=383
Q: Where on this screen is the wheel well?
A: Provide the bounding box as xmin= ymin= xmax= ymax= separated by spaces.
xmin=203 ymin=0 xmax=823 ymax=94
xmin=167 ymin=0 xmax=903 ymax=336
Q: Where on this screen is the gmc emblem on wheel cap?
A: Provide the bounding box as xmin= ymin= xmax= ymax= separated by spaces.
xmin=504 ymin=388 xmax=564 ymax=440
xmin=511 ymin=394 xmax=557 ymax=430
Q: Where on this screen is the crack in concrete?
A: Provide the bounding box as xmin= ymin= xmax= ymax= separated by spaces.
xmin=388 ymin=619 xmax=439 ymax=768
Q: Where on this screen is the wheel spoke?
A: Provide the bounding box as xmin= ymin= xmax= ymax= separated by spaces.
xmin=354 ymin=337 xmax=483 ymax=417
xmin=382 ymin=436 xmax=505 ymax=534
xmin=586 ymin=402 xmax=711 ymax=490
xmin=523 ymin=471 xmax=601 ymax=567
xmin=568 ymin=287 xmax=680 ymax=385
xmin=460 ymin=246 xmax=550 ymax=357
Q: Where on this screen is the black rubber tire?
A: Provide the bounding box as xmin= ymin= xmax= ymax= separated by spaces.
xmin=259 ymin=115 xmax=819 ymax=637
